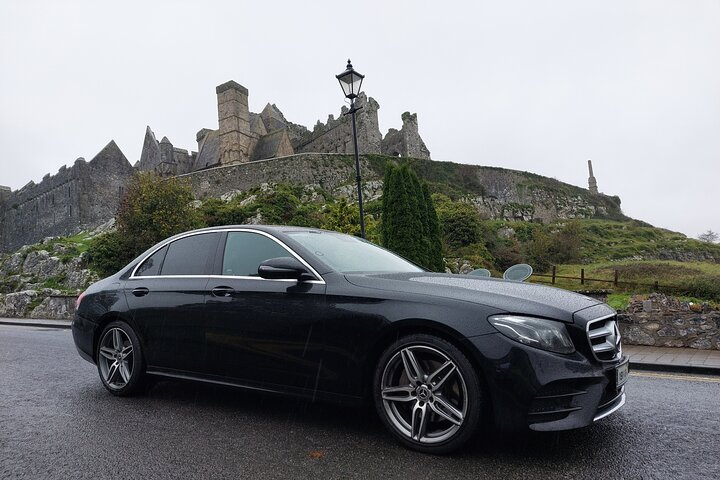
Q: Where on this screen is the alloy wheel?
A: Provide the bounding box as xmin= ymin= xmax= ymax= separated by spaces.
xmin=98 ymin=327 xmax=134 ymax=390
xmin=380 ymin=345 xmax=468 ymax=444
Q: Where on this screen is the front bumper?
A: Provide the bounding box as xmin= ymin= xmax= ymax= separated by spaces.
xmin=466 ymin=333 xmax=627 ymax=432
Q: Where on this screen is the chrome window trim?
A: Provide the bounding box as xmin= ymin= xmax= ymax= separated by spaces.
xmin=129 ymin=228 xmax=326 ymax=285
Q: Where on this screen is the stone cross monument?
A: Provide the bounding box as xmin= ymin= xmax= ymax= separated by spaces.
xmin=587 ymin=160 xmax=598 ymax=194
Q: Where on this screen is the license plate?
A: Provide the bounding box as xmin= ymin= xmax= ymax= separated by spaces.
xmin=616 ymin=359 xmax=629 ymax=388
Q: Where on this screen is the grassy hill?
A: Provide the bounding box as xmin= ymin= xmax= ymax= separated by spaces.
xmin=2 ymin=157 xmax=718 ymax=305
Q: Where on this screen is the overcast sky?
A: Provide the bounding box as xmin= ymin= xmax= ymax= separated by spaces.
xmin=1 ymin=0 xmax=718 ymax=239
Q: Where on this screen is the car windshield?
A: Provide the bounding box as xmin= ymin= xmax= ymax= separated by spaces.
xmin=286 ymin=231 xmax=424 ymax=274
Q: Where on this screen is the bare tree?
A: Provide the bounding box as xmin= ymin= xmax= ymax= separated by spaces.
xmin=698 ymin=230 xmax=719 ymax=243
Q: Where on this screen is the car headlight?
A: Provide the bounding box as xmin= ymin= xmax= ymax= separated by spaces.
xmin=488 ymin=315 xmax=575 ymax=354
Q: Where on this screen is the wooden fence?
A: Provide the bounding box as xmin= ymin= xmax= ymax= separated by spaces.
xmin=530 ymin=266 xmax=684 ymax=293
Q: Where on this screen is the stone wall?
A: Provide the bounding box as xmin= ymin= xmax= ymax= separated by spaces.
xmin=180 ymin=153 xmax=624 ymax=224
xmin=294 ymin=93 xmax=382 ymax=155
xmin=618 ymin=294 xmax=720 ymax=350
xmin=180 ymin=153 xmax=364 ymax=200
xmin=0 ymin=141 xmax=134 ymax=252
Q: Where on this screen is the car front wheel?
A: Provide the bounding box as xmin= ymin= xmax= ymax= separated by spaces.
xmin=374 ymin=334 xmax=483 ymax=454
xmin=96 ymin=320 xmax=144 ymax=396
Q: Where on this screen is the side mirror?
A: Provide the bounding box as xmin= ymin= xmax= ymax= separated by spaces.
xmin=258 ymin=257 xmax=315 ymax=282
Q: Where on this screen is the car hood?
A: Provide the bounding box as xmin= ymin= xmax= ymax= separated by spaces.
xmin=344 ymin=272 xmax=604 ymax=323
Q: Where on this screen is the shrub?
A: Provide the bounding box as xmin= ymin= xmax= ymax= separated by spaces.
xmin=88 ymin=173 xmax=202 ymax=276
xmin=200 ymin=198 xmax=250 ymax=226
xmin=434 ymin=195 xmax=482 ymax=250
xmin=682 ymin=276 xmax=720 ymax=302
xmin=492 ymin=240 xmax=524 ymax=272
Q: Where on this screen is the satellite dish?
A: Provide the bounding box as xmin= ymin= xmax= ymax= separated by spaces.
xmin=468 ymin=268 xmax=492 ymax=277
xmin=503 ymin=264 xmax=533 ymax=282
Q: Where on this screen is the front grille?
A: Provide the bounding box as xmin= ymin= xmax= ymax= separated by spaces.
xmin=586 ymin=315 xmax=622 ymax=362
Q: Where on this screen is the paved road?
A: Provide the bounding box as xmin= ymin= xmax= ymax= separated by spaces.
xmin=1 ymin=325 xmax=719 ymax=479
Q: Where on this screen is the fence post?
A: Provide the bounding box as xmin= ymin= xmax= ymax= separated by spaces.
xmin=613 ymin=270 xmax=619 ymax=287
xmin=654 ymin=280 xmax=658 ymax=292
xmin=551 ymin=266 xmax=556 ymax=285
xmin=580 ymin=268 xmax=585 ymax=285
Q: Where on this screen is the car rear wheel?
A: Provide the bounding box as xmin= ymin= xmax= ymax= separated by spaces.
xmin=97 ymin=320 xmax=144 ymax=396
xmin=374 ymin=334 xmax=482 ymax=454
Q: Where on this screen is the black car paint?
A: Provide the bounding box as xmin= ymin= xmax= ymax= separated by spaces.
xmin=72 ymin=225 xmax=625 ymax=431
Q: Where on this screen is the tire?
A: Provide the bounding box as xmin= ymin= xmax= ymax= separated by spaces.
xmin=96 ymin=320 xmax=145 ymax=396
xmin=373 ymin=333 xmax=482 ymax=454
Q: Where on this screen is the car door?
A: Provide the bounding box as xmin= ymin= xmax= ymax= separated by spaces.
xmin=125 ymin=231 xmax=220 ymax=373
xmin=201 ymin=230 xmax=327 ymax=392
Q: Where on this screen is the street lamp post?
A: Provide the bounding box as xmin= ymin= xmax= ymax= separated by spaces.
xmin=336 ymin=59 xmax=366 ymax=239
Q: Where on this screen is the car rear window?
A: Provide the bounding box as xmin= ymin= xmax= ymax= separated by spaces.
xmin=160 ymin=233 xmax=218 ymax=276
xmin=135 ymin=245 xmax=168 ymax=276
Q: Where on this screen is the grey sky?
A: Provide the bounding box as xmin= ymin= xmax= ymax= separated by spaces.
xmin=1 ymin=0 xmax=718 ymax=239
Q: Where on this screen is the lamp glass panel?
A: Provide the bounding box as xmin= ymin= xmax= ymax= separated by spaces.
xmin=338 ymin=70 xmax=363 ymax=97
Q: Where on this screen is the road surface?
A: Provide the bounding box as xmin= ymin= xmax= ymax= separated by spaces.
xmin=1 ymin=324 xmax=718 ymax=479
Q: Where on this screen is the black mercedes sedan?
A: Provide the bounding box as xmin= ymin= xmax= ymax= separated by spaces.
xmin=73 ymin=225 xmax=627 ymax=453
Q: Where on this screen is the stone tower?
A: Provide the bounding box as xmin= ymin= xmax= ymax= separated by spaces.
xmin=588 ymin=160 xmax=598 ymax=194
xmin=216 ymin=81 xmax=252 ymax=164
xmin=381 ymin=111 xmax=431 ymax=159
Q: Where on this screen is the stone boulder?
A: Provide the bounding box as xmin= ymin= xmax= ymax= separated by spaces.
xmin=30 ymin=295 xmax=76 ymax=319
xmin=445 ymin=258 xmax=474 ymax=275
xmin=22 ymin=250 xmax=65 ymax=278
xmin=0 ymin=290 xmax=39 ymax=317
xmin=1 ymin=252 xmax=25 ymax=275
xmin=62 ymin=254 xmax=98 ymax=290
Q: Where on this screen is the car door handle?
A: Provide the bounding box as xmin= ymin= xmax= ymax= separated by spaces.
xmin=211 ymin=286 xmax=235 ymax=297
xmin=132 ymin=287 xmax=149 ymax=297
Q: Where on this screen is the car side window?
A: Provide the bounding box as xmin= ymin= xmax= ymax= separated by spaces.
xmin=222 ymin=232 xmax=292 ymax=277
xmin=135 ymin=245 xmax=168 ymax=276
xmin=161 ymin=233 xmax=218 ymax=276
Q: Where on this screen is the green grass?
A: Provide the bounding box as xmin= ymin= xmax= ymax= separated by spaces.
xmin=529 ymin=260 xmax=720 ymax=301
xmin=576 ymin=220 xmax=720 ymax=262
xmin=40 ymin=275 xmax=68 ymax=291
xmin=62 ymin=232 xmax=94 ymax=253
xmin=23 ymin=231 xmax=95 ymax=262
xmin=606 ymin=293 xmax=631 ymax=310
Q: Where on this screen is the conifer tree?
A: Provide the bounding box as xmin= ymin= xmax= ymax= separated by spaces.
xmin=406 ymin=165 xmax=429 ymax=266
xmin=381 ymin=162 xmax=444 ymax=271
xmin=381 ymin=162 xmax=394 ymax=246
xmin=423 ymin=183 xmax=444 ymax=271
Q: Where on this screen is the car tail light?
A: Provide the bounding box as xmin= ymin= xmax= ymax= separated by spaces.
xmin=75 ymin=291 xmax=87 ymax=310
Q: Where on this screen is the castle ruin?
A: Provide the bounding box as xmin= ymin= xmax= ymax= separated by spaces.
xmin=0 ymin=141 xmax=135 ymax=252
xmin=0 ymin=81 xmax=431 ymax=251
xmin=136 ymin=80 xmax=431 ymax=178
